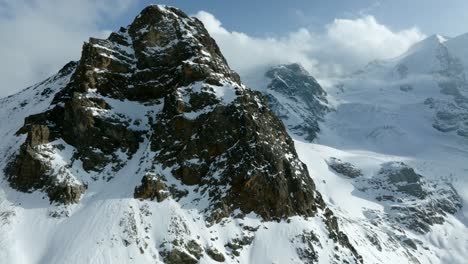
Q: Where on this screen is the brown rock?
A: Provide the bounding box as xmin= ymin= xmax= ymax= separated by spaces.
xmin=206 ymin=247 xmax=225 ymax=262
xmin=134 ymin=174 xmax=169 ymax=202
xmin=27 ymin=125 xmax=50 ymax=146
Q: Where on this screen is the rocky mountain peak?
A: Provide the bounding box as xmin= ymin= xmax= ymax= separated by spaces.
xmin=265 ymin=63 xmax=323 ymax=97
xmin=65 ymin=4 xmax=240 ymax=102
xmin=262 ymin=63 xmax=329 ymax=141
xmin=2 ymin=5 xmax=468 ymax=264
xmin=4 ymin=6 xmax=325 ymax=224
xmin=0 ymin=6 xmax=365 ymax=263
xmin=127 ymin=5 xmax=240 ymax=82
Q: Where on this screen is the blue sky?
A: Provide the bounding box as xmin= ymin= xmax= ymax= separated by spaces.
xmin=1 ymin=0 xmax=467 ymax=96
xmin=117 ymin=0 xmax=468 ymax=37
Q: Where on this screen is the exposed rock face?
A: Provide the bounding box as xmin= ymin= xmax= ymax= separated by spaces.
xmin=378 ymin=162 xmax=425 ymax=198
xmin=323 ymin=208 xmax=363 ymax=263
xmin=421 ymin=41 xmax=468 ymax=139
xmin=163 ymin=249 xmax=198 ymax=264
xmin=263 ymin=63 xmax=329 ymax=141
xmin=327 ymin=157 xmax=363 ymax=178
xmin=5 ymin=62 xmax=87 ymax=204
xmin=134 ymin=173 xmax=169 ymax=202
xmin=5 ymin=5 xmax=321 ymax=220
xmin=159 ymin=239 xmax=204 ymax=264
xmin=354 ymin=162 xmax=462 ymax=234
xmin=152 ymin=86 xmax=322 ymax=221
xmin=205 ymin=247 xmax=225 ymax=262
xmin=1 ymin=6 xmax=366 ymax=263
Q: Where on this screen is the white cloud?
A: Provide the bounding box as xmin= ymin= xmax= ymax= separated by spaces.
xmin=0 ymin=0 xmax=134 ymax=97
xmin=195 ymin=11 xmax=426 ymax=85
xmin=0 ymin=4 xmax=426 ymax=97
xmin=324 ymin=16 xmax=425 ymax=66
xmin=195 ymin=11 xmax=319 ymax=85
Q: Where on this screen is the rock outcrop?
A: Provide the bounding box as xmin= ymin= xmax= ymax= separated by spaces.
xmin=1 ymin=5 xmax=365 ymax=263
xmin=134 ymin=173 xmax=169 ymax=202
xmin=354 ymin=162 xmax=462 ymax=234
xmin=327 ymin=157 xmax=363 ymax=178
xmin=5 ymin=5 xmax=321 ymax=220
xmin=263 ymin=63 xmax=329 ymax=141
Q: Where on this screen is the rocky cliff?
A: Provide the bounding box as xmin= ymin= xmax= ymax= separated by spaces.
xmin=0 ymin=5 xmax=361 ymax=264
xmin=263 ymin=63 xmax=329 ymax=141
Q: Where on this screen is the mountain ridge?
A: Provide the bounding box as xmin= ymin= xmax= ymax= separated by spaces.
xmin=0 ymin=5 xmax=362 ymax=264
xmin=1 ymin=4 xmax=467 ymax=264
xmin=313 ymin=27 xmax=468 ymax=263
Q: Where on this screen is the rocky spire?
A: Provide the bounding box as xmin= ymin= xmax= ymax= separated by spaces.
xmin=264 ymin=63 xmax=329 ymax=141
xmin=5 ymin=5 xmax=323 ymax=221
xmin=3 ymin=5 xmax=362 ymax=262
xmin=64 ymin=5 xmax=240 ymax=101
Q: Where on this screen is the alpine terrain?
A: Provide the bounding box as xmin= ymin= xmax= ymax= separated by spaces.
xmin=249 ymin=34 xmax=468 ymax=263
xmin=0 ymin=4 xmax=466 ymax=264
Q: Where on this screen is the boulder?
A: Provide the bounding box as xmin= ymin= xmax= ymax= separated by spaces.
xmin=134 ymin=173 xmax=169 ymax=202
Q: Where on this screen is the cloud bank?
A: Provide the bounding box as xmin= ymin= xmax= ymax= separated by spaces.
xmin=195 ymin=11 xmax=425 ymax=85
xmin=0 ymin=0 xmax=134 ymax=96
xmin=0 ymin=3 xmax=426 ymax=97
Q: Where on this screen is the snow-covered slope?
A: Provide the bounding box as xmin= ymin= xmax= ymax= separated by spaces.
xmin=242 ymin=33 xmax=468 ymax=263
xmin=294 ymin=142 xmax=467 ymax=264
xmin=276 ymin=34 xmax=468 ymax=264
xmin=322 ymin=33 xmax=468 ymax=196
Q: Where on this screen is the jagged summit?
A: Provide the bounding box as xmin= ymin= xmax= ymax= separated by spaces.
xmin=0 ymin=5 xmax=366 ymax=264
xmin=4 ymin=5 xmax=325 ymax=221
xmin=60 ymin=4 xmax=241 ymax=102
xmin=262 ymin=63 xmax=329 ymax=141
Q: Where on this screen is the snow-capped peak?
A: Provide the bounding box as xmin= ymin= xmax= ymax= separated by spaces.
xmin=0 ymin=5 xmax=363 ymax=264
xmin=398 ymin=34 xmax=446 ymax=59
